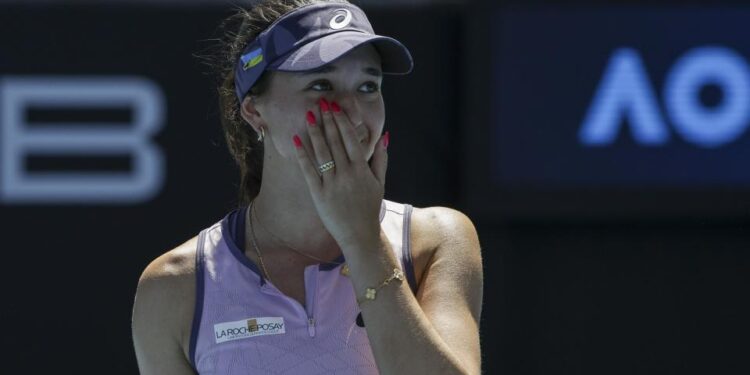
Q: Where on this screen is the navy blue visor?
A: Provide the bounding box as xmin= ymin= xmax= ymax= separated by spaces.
xmin=234 ymin=2 xmax=414 ymax=102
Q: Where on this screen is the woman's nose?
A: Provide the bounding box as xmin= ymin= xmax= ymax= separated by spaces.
xmin=329 ymin=97 xmax=363 ymax=127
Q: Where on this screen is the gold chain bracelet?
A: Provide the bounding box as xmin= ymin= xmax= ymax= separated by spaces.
xmin=357 ymin=268 xmax=405 ymax=305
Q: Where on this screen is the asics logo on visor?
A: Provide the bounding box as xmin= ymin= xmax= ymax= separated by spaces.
xmin=329 ymin=9 xmax=352 ymax=30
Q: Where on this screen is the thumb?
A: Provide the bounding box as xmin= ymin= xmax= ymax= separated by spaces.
xmin=369 ymin=131 xmax=389 ymax=187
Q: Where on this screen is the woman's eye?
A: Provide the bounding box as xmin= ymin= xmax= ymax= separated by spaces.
xmin=361 ymin=82 xmax=380 ymax=93
xmin=310 ymin=81 xmax=331 ymax=91
xmin=309 ymin=81 xmax=380 ymax=93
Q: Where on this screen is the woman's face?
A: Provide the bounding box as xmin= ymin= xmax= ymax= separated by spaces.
xmin=247 ymin=43 xmax=385 ymax=162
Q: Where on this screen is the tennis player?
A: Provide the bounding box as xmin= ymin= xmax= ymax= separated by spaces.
xmin=132 ymin=1 xmax=483 ymax=374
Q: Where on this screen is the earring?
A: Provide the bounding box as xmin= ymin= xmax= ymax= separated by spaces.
xmin=256 ymin=126 xmax=265 ymax=142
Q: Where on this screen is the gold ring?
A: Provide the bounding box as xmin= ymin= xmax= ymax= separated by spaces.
xmin=318 ymin=160 xmax=335 ymax=173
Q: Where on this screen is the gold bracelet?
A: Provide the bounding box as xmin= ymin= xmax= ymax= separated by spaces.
xmin=357 ymin=268 xmax=405 ymax=305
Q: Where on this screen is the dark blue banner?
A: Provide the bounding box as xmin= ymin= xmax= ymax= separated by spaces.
xmin=492 ymin=7 xmax=750 ymax=188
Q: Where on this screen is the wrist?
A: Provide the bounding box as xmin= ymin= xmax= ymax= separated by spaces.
xmin=337 ymin=226 xmax=385 ymax=253
xmin=356 ymin=267 xmax=405 ymax=305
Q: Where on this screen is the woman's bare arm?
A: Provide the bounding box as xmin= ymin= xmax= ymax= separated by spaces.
xmin=344 ymin=206 xmax=484 ymax=375
xmin=132 ymin=239 xmax=198 ymax=375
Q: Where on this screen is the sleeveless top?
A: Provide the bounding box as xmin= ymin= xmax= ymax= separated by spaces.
xmin=189 ymin=199 xmax=418 ymax=374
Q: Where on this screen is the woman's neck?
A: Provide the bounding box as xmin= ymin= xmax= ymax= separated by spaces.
xmin=248 ymin=157 xmax=341 ymax=260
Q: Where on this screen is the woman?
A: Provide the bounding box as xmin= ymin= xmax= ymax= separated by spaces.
xmin=132 ymin=1 xmax=483 ymax=374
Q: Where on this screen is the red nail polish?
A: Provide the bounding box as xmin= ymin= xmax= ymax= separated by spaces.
xmin=319 ymin=98 xmax=329 ymax=112
xmin=383 ymin=131 xmax=390 ymax=148
xmin=293 ymin=134 xmax=303 ymax=148
xmin=306 ymin=111 xmax=316 ymax=125
xmin=331 ymin=101 xmax=341 ymax=113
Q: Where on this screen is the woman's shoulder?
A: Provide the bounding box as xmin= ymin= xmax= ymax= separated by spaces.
xmin=134 ymin=236 xmax=199 ymax=359
xmin=401 ymin=203 xmax=480 ymax=286
xmin=140 ymin=236 xmax=199 ymax=281
xmin=410 ymin=204 xmax=478 ymax=246
xmin=137 ymin=236 xmax=199 ymax=316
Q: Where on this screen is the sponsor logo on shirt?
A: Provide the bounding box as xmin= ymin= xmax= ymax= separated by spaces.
xmin=214 ymin=317 xmax=285 ymax=343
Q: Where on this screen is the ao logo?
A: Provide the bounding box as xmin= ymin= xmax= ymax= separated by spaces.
xmin=0 ymin=76 xmax=165 ymax=204
xmin=579 ymin=46 xmax=750 ymax=148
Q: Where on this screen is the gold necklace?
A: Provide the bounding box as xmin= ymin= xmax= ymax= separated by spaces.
xmin=247 ymin=200 xmax=349 ymax=281
xmin=251 ymin=199 xmax=345 ymax=265
xmin=248 ymin=200 xmax=274 ymax=284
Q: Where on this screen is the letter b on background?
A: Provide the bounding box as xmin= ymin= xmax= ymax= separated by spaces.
xmin=0 ymin=76 xmax=166 ymax=204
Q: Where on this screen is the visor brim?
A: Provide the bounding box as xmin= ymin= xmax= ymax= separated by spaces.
xmin=270 ymin=31 xmax=414 ymax=75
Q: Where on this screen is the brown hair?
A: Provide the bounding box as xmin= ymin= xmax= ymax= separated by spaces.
xmin=207 ymin=0 xmax=351 ymax=205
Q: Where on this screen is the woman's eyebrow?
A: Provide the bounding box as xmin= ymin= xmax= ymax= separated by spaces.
xmin=300 ymin=65 xmax=382 ymax=77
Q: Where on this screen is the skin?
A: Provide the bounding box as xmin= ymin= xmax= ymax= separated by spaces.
xmin=133 ymin=43 xmax=483 ymax=375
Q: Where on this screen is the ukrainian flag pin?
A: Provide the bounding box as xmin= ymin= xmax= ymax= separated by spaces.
xmin=241 ymin=48 xmax=264 ymax=71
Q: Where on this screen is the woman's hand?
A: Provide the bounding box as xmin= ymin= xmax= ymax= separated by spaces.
xmin=292 ymin=97 xmax=389 ymax=250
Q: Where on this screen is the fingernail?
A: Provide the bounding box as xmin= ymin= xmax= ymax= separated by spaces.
xmin=306 ymin=111 xmax=316 ymax=126
xmin=319 ymin=98 xmax=329 ymax=112
xmin=383 ymin=131 xmax=390 ymax=148
xmin=331 ymin=101 xmax=341 ymax=113
xmin=293 ymin=134 xmax=303 ymax=148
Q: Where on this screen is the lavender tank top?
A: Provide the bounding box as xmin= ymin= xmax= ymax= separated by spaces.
xmin=189 ymin=199 xmax=418 ymax=374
